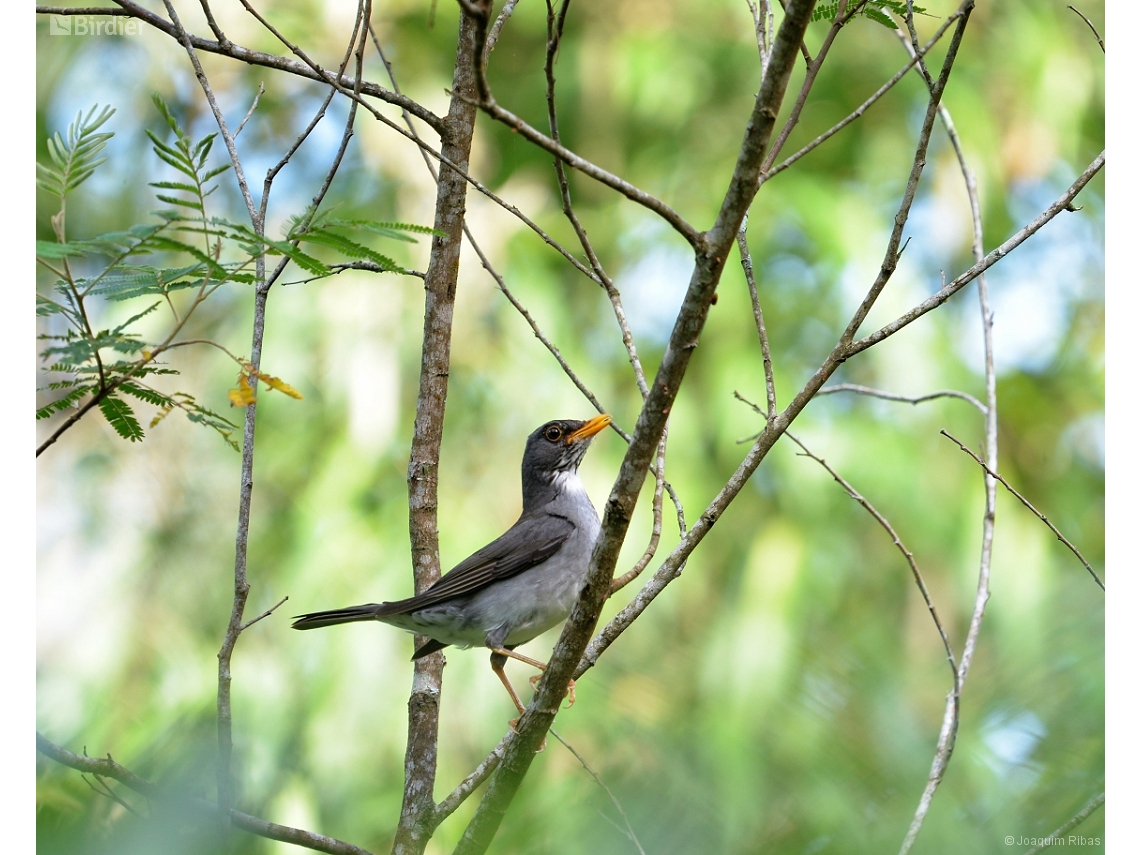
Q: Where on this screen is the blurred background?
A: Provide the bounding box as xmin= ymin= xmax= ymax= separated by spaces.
xmin=36 ymin=1 xmax=1105 ymax=853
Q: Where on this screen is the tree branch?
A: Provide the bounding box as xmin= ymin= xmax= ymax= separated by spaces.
xmin=1024 ymin=792 xmax=1105 ymax=855
xmin=75 ymin=1 xmax=450 ymax=132
xmin=941 ymin=431 xmax=1104 ymax=590
xmin=36 ymin=733 xmax=374 ymax=855
xmin=451 ymin=4 xmax=820 ymax=851
xmin=785 ymin=430 xmax=958 ymax=680
xmin=897 ymin=27 xmax=995 ymax=848
xmin=818 ymin=383 xmax=986 ymax=416
xmin=392 ymin=11 xmax=484 ymax=854
xmin=847 ymin=150 xmax=1103 ymax=356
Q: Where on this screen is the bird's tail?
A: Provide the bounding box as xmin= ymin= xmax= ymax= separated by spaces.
xmin=291 ymin=604 xmax=385 ymax=630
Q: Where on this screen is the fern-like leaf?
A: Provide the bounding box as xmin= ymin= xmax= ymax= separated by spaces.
xmin=36 ymin=105 xmax=116 ymax=198
xmin=98 ymin=395 xmax=145 ymax=441
xmin=36 ymin=386 xmax=93 ymax=420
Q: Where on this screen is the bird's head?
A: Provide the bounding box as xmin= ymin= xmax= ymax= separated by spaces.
xmin=520 ymin=414 xmax=611 ymax=507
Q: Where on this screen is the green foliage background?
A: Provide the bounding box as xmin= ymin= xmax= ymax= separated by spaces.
xmin=36 ymin=1 xmax=1104 ymax=853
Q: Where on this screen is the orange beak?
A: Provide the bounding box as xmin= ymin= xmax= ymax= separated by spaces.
xmin=566 ymin=414 xmax=612 ymax=443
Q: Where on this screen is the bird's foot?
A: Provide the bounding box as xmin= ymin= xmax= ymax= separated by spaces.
xmin=507 ymin=716 xmax=546 ymax=752
xmin=529 ymin=673 xmax=576 ymax=708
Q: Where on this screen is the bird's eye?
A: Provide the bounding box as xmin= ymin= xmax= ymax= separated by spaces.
xmin=544 ymin=425 xmax=563 ymax=442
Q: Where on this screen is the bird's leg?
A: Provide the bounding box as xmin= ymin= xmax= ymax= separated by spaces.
xmin=489 ymin=647 xmax=576 ymax=708
xmin=489 ymin=650 xmax=527 ymax=717
xmin=490 ymin=650 xmax=547 ymax=752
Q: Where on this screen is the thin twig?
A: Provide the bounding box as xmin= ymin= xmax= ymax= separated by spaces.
xmin=609 ymin=433 xmax=667 ymax=595
xmin=429 ymin=735 xmax=511 ymax=827
xmin=897 ymin=32 xmax=996 ymax=852
xmin=837 ymin=2 xmax=974 ymax=351
xmin=160 ymin=0 xmax=259 ymax=824
xmin=1067 ymin=5 xmax=1104 ymax=52
xmin=785 ymin=430 xmax=958 ymax=680
xmin=89 ymin=1 xmax=447 ymax=132
xmin=540 ymin=0 xmax=681 ymax=564
xmin=737 ymin=216 xmax=777 ymax=420
xmin=763 ymin=0 xmax=854 ymax=171
xmin=848 ymin=150 xmax=1103 ymax=356
xmin=766 ymin=15 xmax=956 ymax=180
xmin=37 ymin=734 xmax=373 ymax=855
xmin=238 ymin=595 xmax=289 ymax=631
xmin=456 ymin=0 xmax=700 ymax=248
xmin=549 ymin=729 xmax=647 ymax=855
xmin=196 ymin=0 xmax=227 ymax=44
xmin=486 ymin=0 xmax=521 ymax=52
xmin=580 ymin=2 xmax=979 ymax=681
xmin=234 ymin=83 xmax=265 ymax=138
xmin=36 ymin=4 xmax=133 ymax=14
xmin=82 ymin=774 xmax=145 ymax=817
xmin=818 ymin=383 xmax=986 ymax=416
xmin=1024 ymin=792 xmax=1105 ymax=855
xmin=941 ymin=431 xmax=1104 ymax=590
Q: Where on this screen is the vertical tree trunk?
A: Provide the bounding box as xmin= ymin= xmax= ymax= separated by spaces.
xmin=393 ymin=11 xmax=480 ymax=855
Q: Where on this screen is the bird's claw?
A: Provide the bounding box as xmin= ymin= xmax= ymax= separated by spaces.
xmin=507 ymin=716 xmax=546 ymax=752
xmin=529 ymin=674 xmax=576 ymax=708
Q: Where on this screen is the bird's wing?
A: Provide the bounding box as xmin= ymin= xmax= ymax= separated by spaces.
xmin=374 ymin=513 xmax=576 ymax=615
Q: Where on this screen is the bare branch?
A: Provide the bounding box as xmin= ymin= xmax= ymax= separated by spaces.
xmin=549 ymin=729 xmax=647 ymax=855
xmin=786 ymin=431 xmax=958 ymax=680
xmin=941 ymin=431 xmax=1104 ymax=590
xmin=737 ymin=216 xmax=777 ymax=420
xmin=83 ymin=1 xmax=449 ymax=132
xmin=391 ymin=11 xmax=485 ymax=852
xmin=848 ymin=150 xmax=1104 ymax=356
xmin=818 ymin=383 xmax=986 ymax=416
xmin=579 ymin=0 xmax=979 ymax=682
xmin=429 ymin=736 xmax=511 ymax=827
xmin=898 ymin=37 xmax=997 ymax=851
xmin=609 ymin=433 xmax=668 ymax=595
xmin=486 ymin=0 xmax=521 ymax=52
xmin=1024 ymin=792 xmax=1105 ymax=855
xmin=1067 ymin=5 xmax=1104 ymax=52
xmin=37 ymin=4 xmax=132 ymax=14
xmin=456 ymin=1 xmax=700 ymax=247
xmin=83 ymin=774 xmax=145 ymax=817
xmin=837 ymin=2 xmax=974 ymax=349
xmin=763 ymin=0 xmax=853 ymax=170
xmin=234 ymin=83 xmax=265 ymax=138
xmin=37 ymin=733 xmax=374 ymax=855
xmin=238 ymin=595 xmax=289 ymax=631
xmin=452 ymin=3 xmax=821 ymax=850
xmin=765 ymin=14 xmax=957 ymax=180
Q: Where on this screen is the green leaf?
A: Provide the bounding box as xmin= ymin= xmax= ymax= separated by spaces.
xmin=36 ymin=105 xmax=115 ymax=198
xmin=152 ymin=94 xmax=180 ymax=135
xmin=149 ymin=180 xmax=200 ymax=193
xmin=98 ymin=395 xmax=145 ymax=441
xmin=155 ymin=194 xmax=204 ymax=212
xmin=37 ymin=296 xmax=67 ymax=317
xmin=144 ymin=236 xmax=228 ymax=279
xmin=118 ymin=382 xmax=174 ymax=408
xmin=148 ymin=140 xmax=199 ymax=180
xmin=36 ymin=241 xmax=91 ymax=259
xmin=865 ymin=7 xmax=896 ymax=27
xmin=296 ymin=230 xmax=403 ymax=271
xmin=36 ymin=386 xmax=92 ymax=420
xmin=89 ymin=263 xmax=209 ymax=301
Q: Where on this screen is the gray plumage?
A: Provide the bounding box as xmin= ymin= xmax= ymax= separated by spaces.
xmin=292 ymin=415 xmax=611 ymax=660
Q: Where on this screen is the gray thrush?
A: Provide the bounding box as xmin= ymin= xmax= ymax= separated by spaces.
xmin=292 ymin=414 xmax=612 ymax=714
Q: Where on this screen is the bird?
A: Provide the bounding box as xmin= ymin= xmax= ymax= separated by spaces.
xmin=292 ymin=414 xmax=612 ymax=716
